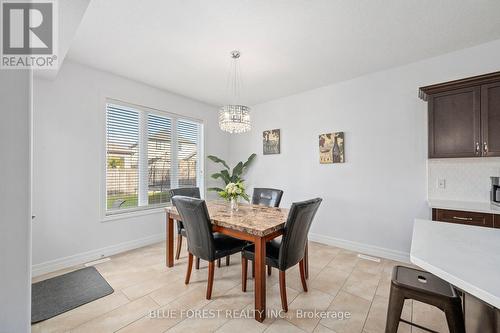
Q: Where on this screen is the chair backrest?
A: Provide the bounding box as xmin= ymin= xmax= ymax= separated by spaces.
xmin=252 ymin=188 xmax=284 ymax=207
xmin=171 ymin=196 xmax=216 ymax=261
xmin=278 ymin=198 xmax=322 ymax=270
xmin=169 ymin=187 xmax=201 ymax=200
xmin=169 ymin=187 xmax=201 ymax=233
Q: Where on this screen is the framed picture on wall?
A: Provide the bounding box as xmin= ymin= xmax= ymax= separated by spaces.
xmin=319 ymin=132 xmax=344 ymax=164
xmin=263 ymin=129 xmax=280 ymax=155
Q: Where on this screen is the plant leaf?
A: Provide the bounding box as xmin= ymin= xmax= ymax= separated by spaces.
xmin=220 ymin=170 xmax=231 ymax=184
xmin=207 ymin=155 xmax=230 ymax=170
xmin=207 ymin=187 xmax=224 ymax=192
xmin=241 ymin=192 xmax=250 ymax=202
xmin=231 ymin=162 xmax=244 ymax=182
xmin=211 ymin=173 xmax=223 ymax=180
xmin=242 ymin=153 xmax=257 ymax=169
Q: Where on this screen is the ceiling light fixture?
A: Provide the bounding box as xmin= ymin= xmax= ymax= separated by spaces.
xmin=219 ymin=50 xmax=251 ymax=134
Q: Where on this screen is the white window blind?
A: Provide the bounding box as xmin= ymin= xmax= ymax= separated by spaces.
xmin=105 ymin=101 xmax=203 ymax=215
xmin=147 ymin=114 xmax=172 ymax=206
xmin=106 ymin=104 xmax=140 ymax=211
xmin=177 ymin=119 xmax=200 ymax=188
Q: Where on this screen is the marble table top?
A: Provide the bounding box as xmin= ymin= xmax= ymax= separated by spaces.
xmin=166 ymin=200 xmax=289 ymax=237
xmin=411 ymin=219 xmax=500 ymax=308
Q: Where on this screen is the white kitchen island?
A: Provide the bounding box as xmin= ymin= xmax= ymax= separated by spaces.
xmin=411 ymin=219 xmax=500 ymax=332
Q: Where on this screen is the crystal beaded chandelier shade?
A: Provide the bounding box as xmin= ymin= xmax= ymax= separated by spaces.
xmin=219 ymin=50 xmax=251 ymax=134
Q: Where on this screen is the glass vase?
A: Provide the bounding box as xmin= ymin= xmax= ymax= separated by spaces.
xmin=230 ymin=197 xmax=239 ymax=211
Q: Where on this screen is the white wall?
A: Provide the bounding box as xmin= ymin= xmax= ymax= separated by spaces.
xmin=0 ymin=70 xmax=32 ymax=332
xmin=32 ymin=61 xmax=229 ymax=274
xmin=230 ymin=39 xmax=500 ymax=260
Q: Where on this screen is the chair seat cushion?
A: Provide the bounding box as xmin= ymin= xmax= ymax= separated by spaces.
xmin=242 ymin=239 xmax=281 ymax=269
xmin=213 ymin=233 xmax=247 ymax=259
xmin=392 ymin=266 xmax=458 ymax=299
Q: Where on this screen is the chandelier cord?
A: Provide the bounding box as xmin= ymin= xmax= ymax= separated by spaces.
xmin=228 ymin=51 xmax=242 ymax=105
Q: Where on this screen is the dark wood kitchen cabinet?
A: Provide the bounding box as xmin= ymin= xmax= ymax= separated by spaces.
xmin=420 ymin=71 xmax=500 ymax=158
xmin=432 ymin=208 xmax=494 ymax=228
xmin=428 ymin=87 xmax=481 ymax=158
xmin=494 ymin=214 xmax=500 ymax=228
xmin=481 ymin=82 xmax=500 ymax=157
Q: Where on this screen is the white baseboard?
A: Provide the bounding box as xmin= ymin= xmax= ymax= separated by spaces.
xmin=308 ymin=232 xmax=410 ymax=263
xmin=32 ymin=233 xmax=165 ymax=277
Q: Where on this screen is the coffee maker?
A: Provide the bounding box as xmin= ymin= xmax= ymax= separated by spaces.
xmin=491 ymin=177 xmax=500 ymax=207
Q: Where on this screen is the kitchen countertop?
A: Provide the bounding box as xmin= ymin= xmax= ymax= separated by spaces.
xmin=411 ymin=219 xmax=500 ymax=308
xmin=428 ymin=199 xmax=500 ymax=214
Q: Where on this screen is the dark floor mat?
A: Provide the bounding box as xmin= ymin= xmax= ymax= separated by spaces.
xmin=31 ymin=266 xmax=114 ymax=323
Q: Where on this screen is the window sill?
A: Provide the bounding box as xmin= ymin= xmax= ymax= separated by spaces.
xmin=101 ymin=205 xmax=170 ymax=223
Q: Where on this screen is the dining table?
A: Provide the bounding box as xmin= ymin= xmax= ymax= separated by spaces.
xmin=165 ymin=200 xmax=297 ymax=322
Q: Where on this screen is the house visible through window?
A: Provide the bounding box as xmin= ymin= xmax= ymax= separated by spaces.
xmin=105 ymin=101 xmax=203 ymax=215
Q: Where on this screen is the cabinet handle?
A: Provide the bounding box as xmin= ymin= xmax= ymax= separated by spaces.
xmin=452 ymin=216 xmax=473 ymax=221
xmin=484 ymin=142 xmax=488 ymax=153
xmin=475 ymin=142 xmax=480 ymax=154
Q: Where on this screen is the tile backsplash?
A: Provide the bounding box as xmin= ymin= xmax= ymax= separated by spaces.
xmin=428 ymin=157 xmax=500 ymax=202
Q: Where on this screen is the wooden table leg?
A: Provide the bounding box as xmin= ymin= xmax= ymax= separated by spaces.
xmin=254 ymin=236 xmax=266 ymax=322
xmin=304 ymin=241 xmax=309 ymax=279
xmin=166 ymin=214 xmax=174 ymax=267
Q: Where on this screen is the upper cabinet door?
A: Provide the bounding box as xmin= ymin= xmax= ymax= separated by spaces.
xmin=481 ymin=82 xmax=500 ymax=157
xmin=428 ymin=87 xmax=481 ymax=158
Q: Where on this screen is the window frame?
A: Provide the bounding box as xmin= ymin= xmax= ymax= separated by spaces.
xmin=101 ymin=98 xmax=204 ymax=221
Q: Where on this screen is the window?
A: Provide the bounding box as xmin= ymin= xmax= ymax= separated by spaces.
xmin=106 ymin=105 xmax=140 ymax=211
xmin=105 ymin=101 xmax=203 ymax=215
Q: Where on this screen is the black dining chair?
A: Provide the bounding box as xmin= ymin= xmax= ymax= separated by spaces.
xmin=169 ymin=187 xmax=200 ymax=262
xmin=251 ymin=188 xmax=284 ymax=276
xmin=171 ymin=196 xmax=247 ymax=299
xmin=241 ymin=198 xmax=322 ymax=312
xmin=252 ymin=188 xmax=284 ymax=208
xmin=170 ymin=187 xmax=231 ymax=268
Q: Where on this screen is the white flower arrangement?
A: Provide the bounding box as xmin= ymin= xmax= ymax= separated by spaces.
xmin=218 ymin=181 xmax=250 ymax=202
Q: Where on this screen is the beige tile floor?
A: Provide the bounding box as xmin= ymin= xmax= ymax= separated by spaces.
xmin=31 ymin=240 xmax=451 ymax=333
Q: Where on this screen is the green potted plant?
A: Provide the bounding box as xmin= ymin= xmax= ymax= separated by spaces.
xmin=207 ymin=153 xmax=256 ymax=211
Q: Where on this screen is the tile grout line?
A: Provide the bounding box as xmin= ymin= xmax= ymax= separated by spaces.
xmin=112 ymin=296 xmax=165 ymax=333
xmin=360 ymin=269 xmax=383 ymax=332
xmin=336 ymin=257 xmax=386 ymax=333
xmin=162 ymin=296 xmax=219 ymax=333
xmin=305 ymin=248 xmax=342 ymax=333
xmin=51 ymin=290 xmax=135 ymax=333
xmin=298 ymin=248 xmax=362 ymax=333
xmin=68 ymin=294 xmax=160 ymax=333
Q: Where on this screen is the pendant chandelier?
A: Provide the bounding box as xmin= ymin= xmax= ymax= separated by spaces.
xmin=219 ymin=50 xmax=251 ymax=134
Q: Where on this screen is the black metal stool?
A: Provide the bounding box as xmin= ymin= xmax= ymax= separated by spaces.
xmin=385 ymin=265 xmax=465 ymax=333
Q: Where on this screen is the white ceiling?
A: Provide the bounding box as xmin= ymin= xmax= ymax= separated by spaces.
xmin=67 ymin=0 xmax=500 ymax=106
xmin=35 ymin=0 xmax=90 ymax=79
